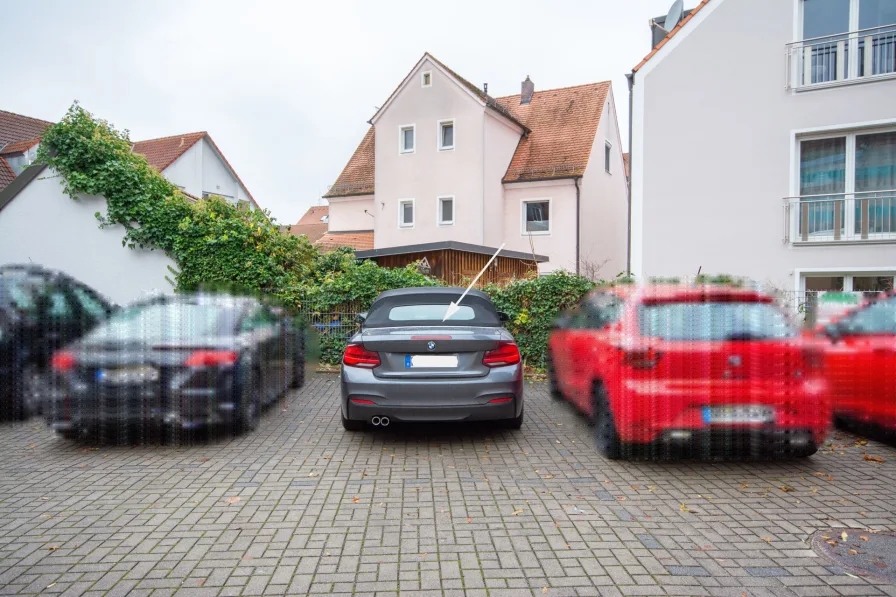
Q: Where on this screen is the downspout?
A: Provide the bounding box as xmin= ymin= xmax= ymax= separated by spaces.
xmin=625 ymin=71 xmax=635 ymax=278
xmin=482 ymin=111 xmax=486 ymax=245
xmin=574 ymin=176 xmax=582 ymax=276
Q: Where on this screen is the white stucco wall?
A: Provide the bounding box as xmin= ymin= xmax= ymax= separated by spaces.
xmin=579 ymin=88 xmax=629 ymax=280
xmin=163 ymin=139 xmax=251 ymax=205
xmin=327 ymin=195 xmax=374 ymax=231
xmin=0 ymin=168 xmax=178 ymax=305
xmin=632 ymin=0 xmax=896 ymax=290
xmin=484 ymin=111 xmax=525 ymax=248
xmin=373 ymin=57 xmax=520 ymax=249
xmin=502 ymin=180 xmax=578 ymax=274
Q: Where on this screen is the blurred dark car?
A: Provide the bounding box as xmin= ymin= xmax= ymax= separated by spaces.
xmin=0 ymin=264 xmax=116 ymax=420
xmin=44 ymin=293 xmax=305 ymax=442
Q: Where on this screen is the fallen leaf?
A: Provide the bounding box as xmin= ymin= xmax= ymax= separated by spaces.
xmin=466 ymin=518 xmax=472 ymax=523
xmin=511 ymin=509 xmax=524 ymax=516
xmin=842 ymin=531 xmax=849 ymax=541
xmin=242 ymin=556 xmax=253 ymax=561
xmin=46 ymin=583 xmax=56 ymax=588
xmin=761 ymin=537 xmax=772 ymax=543
xmin=861 ymin=536 xmax=869 ymax=541
xmin=780 ymin=486 xmax=795 ymax=493
xmin=849 ymin=549 xmax=858 ymax=555
xmin=680 ymin=504 xmax=690 ymax=513
xmin=48 ymin=545 xmax=59 ymax=551
xmin=226 ymin=497 xmax=240 ymax=504
xmin=864 ymin=455 xmax=885 ymax=463
xmin=352 ymin=497 xmax=360 ymax=503
xmin=543 ymin=474 xmax=554 ymax=479
xmin=308 ymin=472 xmax=318 ymax=477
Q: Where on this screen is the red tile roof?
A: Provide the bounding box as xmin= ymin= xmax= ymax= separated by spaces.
xmin=132 ymin=132 xmax=206 ymax=172
xmin=324 ymin=127 xmax=375 ymax=198
xmin=0 ymin=158 xmax=16 ymax=190
xmin=0 ymin=110 xmax=52 ymax=149
xmin=314 ymin=231 xmax=374 ymax=252
xmin=0 ymin=138 xmax=40 ymax=155
xmin=289 ymin=206 xmax=329 ymax=243
xmin=497 ymin=82 xmax=611 ymax=183
xmin=327 ymin=71 xmax=613 ymax=192
xmin=633 ymin=0 xmax=711 ymax=73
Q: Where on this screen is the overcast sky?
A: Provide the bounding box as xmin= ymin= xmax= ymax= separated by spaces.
xmin=1 ymin=0 xmax=676 ymax=226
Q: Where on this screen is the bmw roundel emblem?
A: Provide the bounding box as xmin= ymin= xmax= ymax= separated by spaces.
xmin=427 ymin=341 xmax=436 ymax=351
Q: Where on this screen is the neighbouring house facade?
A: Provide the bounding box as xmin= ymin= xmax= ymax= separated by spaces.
xmin=319 ymin=53 xmax=629 ymax=285
xmin=0 ymin=109 xmax=258 ymax=304
xmin=288 ymin=205 xmax=330 ymax=244
xmin=629 ymin=0 xmax=896 ymax=294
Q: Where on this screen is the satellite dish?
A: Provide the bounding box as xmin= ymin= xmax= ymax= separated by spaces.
xmin=664 ymin=0 xmax=684 ymax=30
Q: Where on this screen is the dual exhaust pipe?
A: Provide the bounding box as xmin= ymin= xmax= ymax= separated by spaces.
xmin=370 ymin=416 xmax=390 ymax=427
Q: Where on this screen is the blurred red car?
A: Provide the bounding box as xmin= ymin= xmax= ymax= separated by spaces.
xmin=817 ymin=293 xmax=896 ymax=436
xmin=546 ymin=285 xmax=830 ymax=459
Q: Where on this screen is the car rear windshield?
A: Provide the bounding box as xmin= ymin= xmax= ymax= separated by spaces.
xmin=838 ymin=296 xmax=896 ymax=335
xmin=638 ymin=301 xmax=795 ymax=341
xmin=0 ymin=272 xmax=45 ymax=317
xmin=365 ymin=295 xmax=500 ymax=327
xmin=84 ymin=303 xmax=233 ymax=343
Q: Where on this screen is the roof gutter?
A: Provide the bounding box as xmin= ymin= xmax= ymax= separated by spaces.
xmin=625 ymin=70 xmax=635 ymax=278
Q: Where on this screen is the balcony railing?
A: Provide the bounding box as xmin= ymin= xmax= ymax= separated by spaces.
xmin=786 ymin=23 xmax=896 ymax=90
xmin=784 ymin=190 xmax=896 ymax=244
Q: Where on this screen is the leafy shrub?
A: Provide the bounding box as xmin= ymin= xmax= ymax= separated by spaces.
xmin=483 ymin=271 xmax=595 ymax=368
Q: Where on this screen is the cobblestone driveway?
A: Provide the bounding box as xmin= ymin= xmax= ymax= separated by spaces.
xmin=1 ymin=374 xmax=896 ymax=597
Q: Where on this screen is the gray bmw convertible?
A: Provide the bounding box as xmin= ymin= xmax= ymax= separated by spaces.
xmin=340 ymin=287 xmax=524 ymax=431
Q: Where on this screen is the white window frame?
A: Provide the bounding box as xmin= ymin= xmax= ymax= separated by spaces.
xmin=398 ymin=198 xmax=415 ymax=228
xmin=605 ymin=140 xmax=612 ymax=173
xmin=791 ymin=122 xmax=896 ymax=242
xmin=437 ymin=119 xmax=456 ymax=151
xmin=421 ymin=70 xmax=432 ymax=88
xmin=399 ymin=124 xmax=416 ymax=155
xmin=520 ymin=198 xmax=552 ymax=236
xmin=437 ymin=195 xmax=455 ymax=226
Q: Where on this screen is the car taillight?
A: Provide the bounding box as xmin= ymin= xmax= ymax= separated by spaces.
xmin=343 ymin=344 xmax=380 ymax=368
xmin=184 ymin=350 xmax=239 ymax=367
xmin=620 ymin=347 xmax=662 ymax=369
xmin=483 ymin=342 xmax=521 ymax=367
xmin=51 ymin=351 xmax=76 ymax=372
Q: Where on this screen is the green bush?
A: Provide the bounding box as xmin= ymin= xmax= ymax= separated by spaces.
xmin=483 ymin=271 xmax=596 ymax=369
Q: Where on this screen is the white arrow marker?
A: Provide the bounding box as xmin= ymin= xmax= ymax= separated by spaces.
xmin=443 ymin=243 xmax=506 ymax=321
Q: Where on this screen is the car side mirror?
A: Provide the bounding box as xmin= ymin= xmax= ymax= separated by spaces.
xmin=355 ymin=312 xmax=368 ymax=324
xmin=498 ymin=311 xmax=510 ymax=323
xmin=824 ymin=323 xmax=841 ymax=341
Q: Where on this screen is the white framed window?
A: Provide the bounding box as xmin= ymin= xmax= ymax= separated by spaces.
xmin=398 ymin=199 xmax=415 ymax=228
xmin=438 ymin=119 xmax=455 ymax=151
xmin=793 ymin=125 xmax=896 ymax=240
xmin=399 ymin=124 xmax=416 ymax=154
xmin=421 ymin=71 xmax=432 ymax=87
xmin=521 ymin=198 xmax=551 ymax=235
xmin=605 ymin=141 xmax=612 ymax=173
xmin=437 ymin=196 xmax=455 ymax=226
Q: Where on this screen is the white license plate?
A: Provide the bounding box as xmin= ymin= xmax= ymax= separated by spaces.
xmin=703 ymin=405 xmax=774 ymax=424
xmin=405 ymin=355 xmax=458 ymax=368
xmin=97 ymin=366 xmax=159 ymax=384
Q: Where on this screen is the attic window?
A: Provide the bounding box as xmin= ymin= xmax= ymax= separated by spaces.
xmin=422 ymin=71 xmax=432 ymax=87
xmin=320 ymin=215 xmax=329 ymax=223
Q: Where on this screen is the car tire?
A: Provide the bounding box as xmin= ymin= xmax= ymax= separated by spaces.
xmin=14 ymin=363 xmax=42 ymax=420
xmin=237 ymin=363 xmax=261 ymax=434
xmin=592 ymin=382 xmax=623 ymax=460
xmin=502 ymin=404 xmax=524 ymax=430
xmin=341 ymin=412 xmax=365 ymax=431
xmin=290 ymin=334 xmax=306 ymax=390
xmin=545 ymin=352 xmax=562 ymax=400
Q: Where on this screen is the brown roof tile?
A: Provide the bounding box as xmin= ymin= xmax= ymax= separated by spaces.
xmin=289 ymin=206 xmax=329 ymax=243
xmin=314 ymin=231 xmax=374 ymax=252
xmin=324 ymin=127 xmax=375 ymax=198
xmin=0 ymin=110 xmax=52 ymax=148
xmin=0 ymin=138 xmax=40 ymax=155
xmin=633 ymin=0 xmax=711 ymax=73
xmin=0 ymin=158 xmax=16 ymax=190
xmin=497 ymin=82 xmax=611 ymax=182
xmin=132 ymin=132 xmax=206 ymax=172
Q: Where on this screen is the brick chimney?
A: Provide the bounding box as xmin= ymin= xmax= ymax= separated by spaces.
xmin=520 ymin=76 xmax=534 ymax=105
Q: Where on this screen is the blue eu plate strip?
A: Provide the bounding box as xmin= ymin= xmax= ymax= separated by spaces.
xmin=405 ymin=355 xmax=411 ymax=369
xmin=702 ymin=406 xmax=711 ymax=423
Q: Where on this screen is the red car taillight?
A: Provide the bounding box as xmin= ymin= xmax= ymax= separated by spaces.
xmin=620 ymin=347 xmax=663 ymax=369
xmin=51 ymin=351 xmax=76 ymax=372
xmin=483 ymin=342 xmax=521 ymax=367
xmin=184 ymin=350 xmax=239 ymax=367
xmin=343 ymin=344 xmax=381 ymax=368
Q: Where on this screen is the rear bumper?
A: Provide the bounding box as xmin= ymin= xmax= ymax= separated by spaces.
xmin=652 ymin=427 xmax=818 ymax=456
xmin=614 ymin=377 xmax=831 ymax=444
xmin=341 ymin=364 xmax=523 ymax=423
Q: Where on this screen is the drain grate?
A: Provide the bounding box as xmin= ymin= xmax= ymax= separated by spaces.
xmin=811 ymin=529 xmax=896 ymax=583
